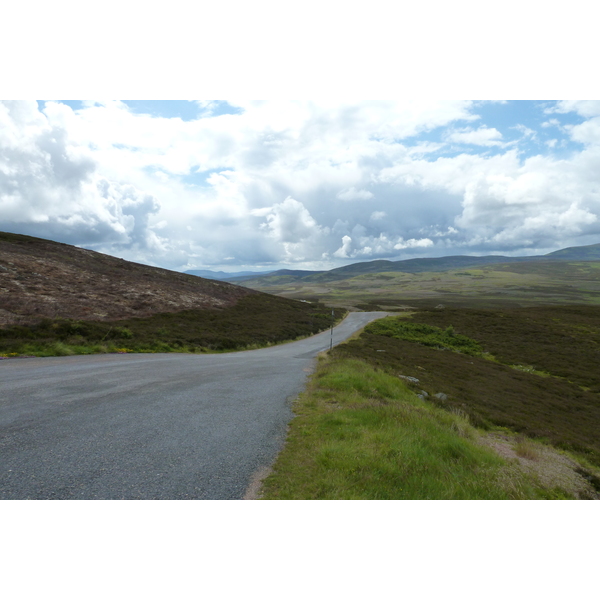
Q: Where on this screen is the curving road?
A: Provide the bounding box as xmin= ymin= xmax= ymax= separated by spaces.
xmin=0 ymin=312 xmax=388 ymax=500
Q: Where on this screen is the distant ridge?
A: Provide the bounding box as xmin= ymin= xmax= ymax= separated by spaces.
xmin=545 ymin=243 xmax=600 ymax=260
xmin=228 ymin=242 xmax=600 ymax=285
xmin=226 ymin=269 xmax=326 ymax=282
xmin=184 ymin=269 xmax=274 ymax=281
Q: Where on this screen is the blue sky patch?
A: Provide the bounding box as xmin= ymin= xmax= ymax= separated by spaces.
xmin=401 ymin=100 xmax=587 ymax=162
xmin=38 ymin=100 xmax=84 ymax=112
xmin=122 ymin=100 xmax=243 ymax=121
xmin=180 ymin=168 xmax=224 ymax=186
xmin=37 ymin=100 xmax=244 ymax=122
xmin=122 ymin=100 xmax=201 ymax=121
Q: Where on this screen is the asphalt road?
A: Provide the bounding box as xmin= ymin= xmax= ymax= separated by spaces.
xmin=0 ymin=311 xmax=388 ymax=500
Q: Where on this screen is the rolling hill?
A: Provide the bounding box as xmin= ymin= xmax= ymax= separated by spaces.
xmin=0 ymin=231 xmax=343 ymax=356
xmin=228 ymin=243 xmax=600 ymax=286
xmin=0 ymin=231 xmax=257 ymax=327
xmin=183 ymin=269 xmax=275 ymax=281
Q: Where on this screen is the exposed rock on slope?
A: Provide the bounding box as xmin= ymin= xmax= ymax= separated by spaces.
xmin=0 ymin=232 xmax=256 ymax=327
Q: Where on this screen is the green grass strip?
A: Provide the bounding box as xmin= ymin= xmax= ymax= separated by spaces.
xmin=260 ymin=356 xmax=565 ymax=499
xmin=365 ymin=316 xmax=483 ymax=355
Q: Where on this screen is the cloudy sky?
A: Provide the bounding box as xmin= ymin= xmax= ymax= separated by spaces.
xmin=2 ymin=99 xmax=600 ymax=273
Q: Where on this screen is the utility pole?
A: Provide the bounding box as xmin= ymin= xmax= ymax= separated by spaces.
xmin=330 ymin=309 xmax=334 ymax=351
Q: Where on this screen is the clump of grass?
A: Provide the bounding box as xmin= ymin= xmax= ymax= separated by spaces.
xmin=510 ymin=364 xmax=552 ymax=377
xmin=514 ymin=437 xmax=541 ymax=461
xmin=365 ymin=316 xmax=483 ymax=355
xmin=261 ymin=356 xmax=562 ymax=499
xmin=51 ymin=341 xmax=75 ymax=356
xmin=448 ymin=408 xmax=474 ymax=439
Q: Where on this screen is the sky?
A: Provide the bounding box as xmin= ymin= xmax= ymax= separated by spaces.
xmin=2 ymin=99 xmax=600 ymax=273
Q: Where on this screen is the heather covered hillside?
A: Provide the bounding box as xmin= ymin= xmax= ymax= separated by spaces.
xmin=0 ymin=231 xmax=256 ymax=327
xmin=0 ymin=232 xmax=344 ymax=356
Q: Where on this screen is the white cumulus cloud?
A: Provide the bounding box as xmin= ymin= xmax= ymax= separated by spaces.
xmin=253 ymin=197 xmax=321 ymax=243
xmin=445 ymin=126 xmax=504 ymax=147
xmin=0 ymin=101 xmax=162 ymax=253
xmin=3 ymin=100 xmax=600 ymax=270
xmin=333 ymin=235 xmax=353 ymax=258
xmin=336 ymin=187 xmax=374 ymax=201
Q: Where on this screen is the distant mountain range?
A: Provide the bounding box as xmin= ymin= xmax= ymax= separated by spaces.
xmin=183 ymin=269 xmax=275 ymax=281
xmin=188 ymin=242 xmax=600 ymax=285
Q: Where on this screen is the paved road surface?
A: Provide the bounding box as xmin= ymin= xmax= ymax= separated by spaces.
xmin=0 ymin=312 xmax=388 ymax=499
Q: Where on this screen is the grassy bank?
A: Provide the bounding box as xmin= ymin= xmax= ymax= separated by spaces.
xmin=0 ymin=295 xmax=346 ymax=357
xmin=338 ymin=310 xmax=600 ymax=467
xmin=261 ymin=305 xmax=600 ymax=499
xmin=260 ymin=355 xmax=594 ymax=499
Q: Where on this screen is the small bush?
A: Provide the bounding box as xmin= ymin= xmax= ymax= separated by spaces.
xmin=113 ymin=327 xmax=133 ymax=339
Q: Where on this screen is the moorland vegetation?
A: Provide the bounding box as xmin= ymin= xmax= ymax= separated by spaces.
xmin=0 ymin=231 xmax=344 ymax=356
xmin=261 ymin=308 xmax=600 ymax=499
xmin=4 ymin=231 xmax=600 ymax=499
xmin=261 ymin=355 xmax=595 ymax=499
xmin=257 ymin=252 xmax=600 ymax=499
xmin=239 ymin=261 xmax=600 ymax=311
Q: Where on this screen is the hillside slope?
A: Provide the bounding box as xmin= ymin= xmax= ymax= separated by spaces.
xmin=0 ymin=231 xmax=256 ymax=327
xmin=1 ymin=232 xmax=347 ymax=356
xmin=545 ymin=242 xmax=600 ymax=260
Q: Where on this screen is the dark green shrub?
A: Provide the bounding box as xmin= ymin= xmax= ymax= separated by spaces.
xmin=366 ymin=317 xmax=482 ymax=355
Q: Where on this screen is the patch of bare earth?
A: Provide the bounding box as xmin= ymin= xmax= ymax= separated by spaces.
xmin=478 ymin=432 xmax=600 ymax=499
xmin=0 ymin=233 xmax=257 ymax=327
xmin=243 ymin=466 xmax=273 ymax=500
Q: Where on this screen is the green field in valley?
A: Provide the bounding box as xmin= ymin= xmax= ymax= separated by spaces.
xmin=242 ymin=260 xmax=600 ymax=311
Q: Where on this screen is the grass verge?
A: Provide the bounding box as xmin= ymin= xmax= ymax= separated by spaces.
xmin=335 ymin=318 xmax=600 ymax=467
xmin=260 ymin=355 xmax=588 ymax=499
